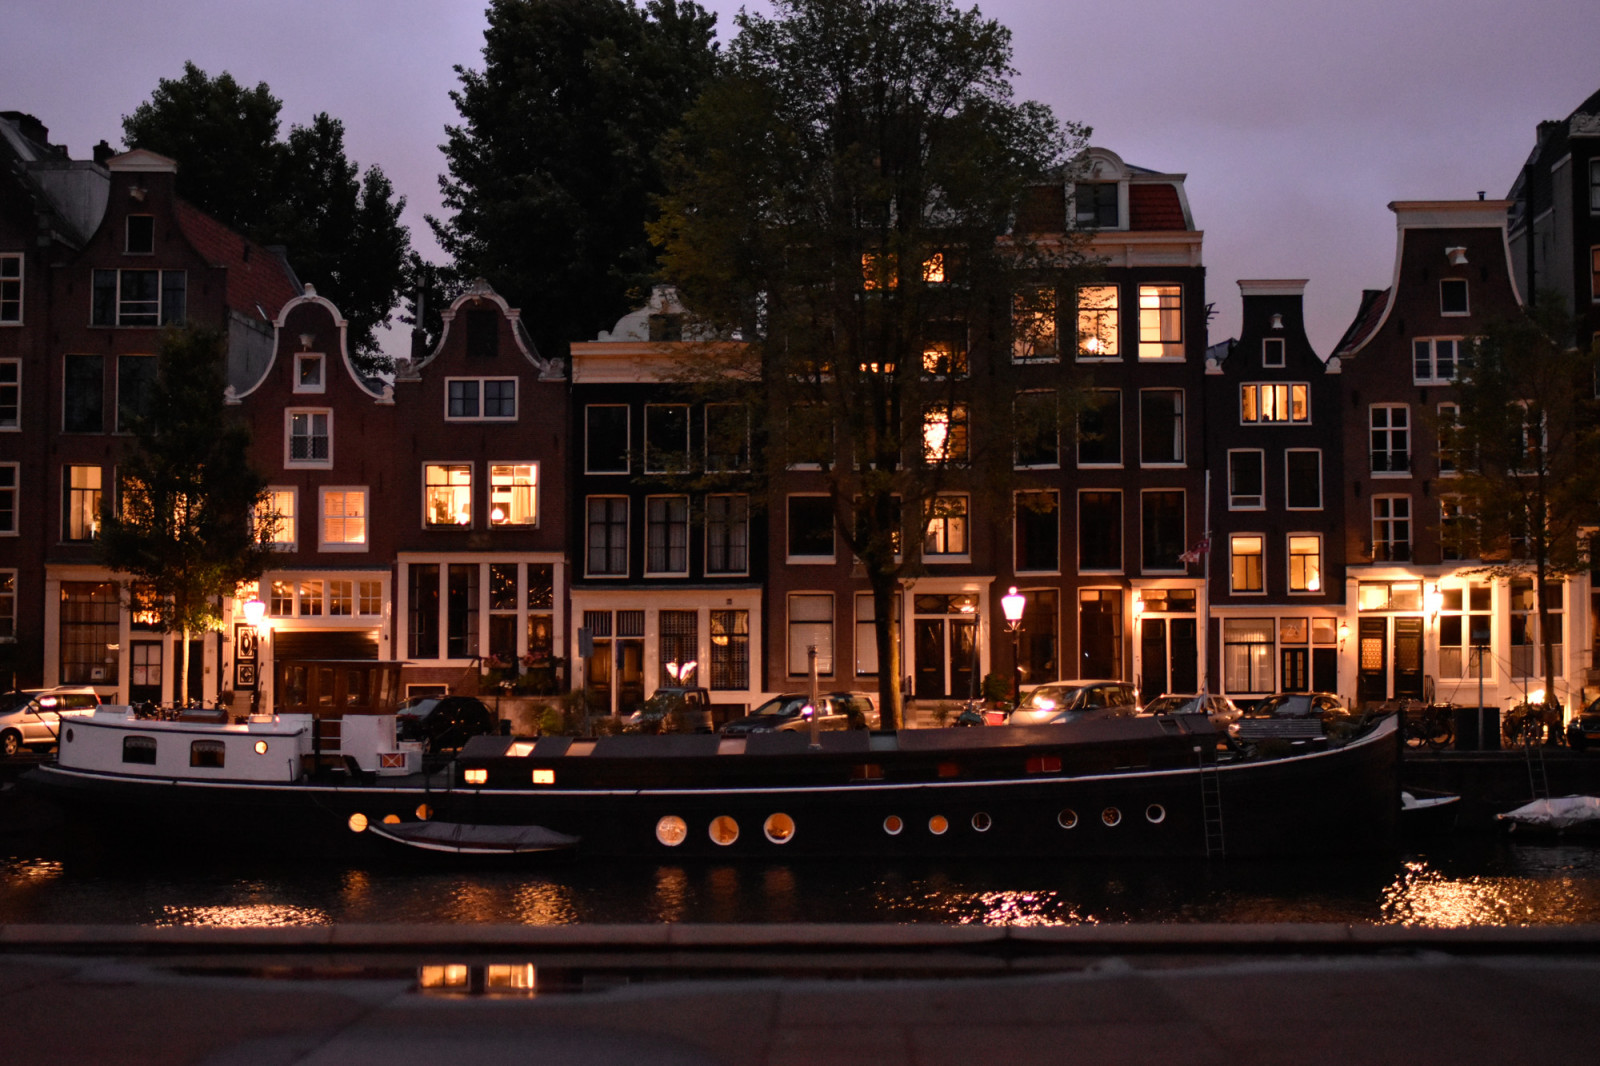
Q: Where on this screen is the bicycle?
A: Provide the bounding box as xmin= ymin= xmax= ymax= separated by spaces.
xmin=1400 ymin=701 xmax=1455 ymax=750
xmin=1502 ymin=700 xmax=1565 ymax=747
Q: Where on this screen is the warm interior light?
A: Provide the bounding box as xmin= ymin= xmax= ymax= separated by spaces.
xmin=532 ymin=768 xmax=555 ymax=785
xmin=463 ymin=768 xmax=488 ymax=785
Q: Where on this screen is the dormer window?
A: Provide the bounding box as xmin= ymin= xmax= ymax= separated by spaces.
xmin=1075 ymin=183 xmax=1118 ymax=228
xmin=294 ymin=353 xmax=325 ymax=394
xmin=126 ymin=216 xmax=154 ymax=255
xmin=1440 ymin=278 xmax=1469 ymax=316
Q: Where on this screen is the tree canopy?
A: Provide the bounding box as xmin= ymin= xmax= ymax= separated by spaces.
xmin=1440 ymin=298 xmax=1600 ymax=710
xmin=651 ymin=0 xmax=1088 ymax=726
xmin=122 ymin=62 xmax=411 ymax=365
xmin=430 ymin=0 xmax=719 ymax=362
xmin=97 ymin=327 xmax=279 ymax=704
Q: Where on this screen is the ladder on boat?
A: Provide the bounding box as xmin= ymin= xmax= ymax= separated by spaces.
xmin=1198 ymin=743 xmax=1225 ymax=858
xmin=1522 ymin=730 xmax=1552 ymax=802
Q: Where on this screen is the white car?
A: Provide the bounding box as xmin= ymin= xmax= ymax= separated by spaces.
xmin=1007 ymin=681 xmax=1140 ymax=726
xmin=1141 ymin=693 xmax=1243 ymax=728
xmin=0 ymin=687 xmax=102 ymax=756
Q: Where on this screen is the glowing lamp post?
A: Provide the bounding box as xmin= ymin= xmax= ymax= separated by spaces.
xmin=243 ymin=597 xmax=267 ymax=714
xmin=1001 ymin=586 xmax=1026 ymax=704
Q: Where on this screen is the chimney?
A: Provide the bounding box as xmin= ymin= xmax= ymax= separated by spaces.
xmin=0 ymin=111 xmax=50 ymax=149
xmin=93 ymin=140 xmax=115 ymax=166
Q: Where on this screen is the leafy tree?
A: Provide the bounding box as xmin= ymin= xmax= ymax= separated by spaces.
xmin=1441 ymin=299 xmax=1600 ymax=719
xmin=97 ymin=327 xmax=279 ymax=705
xmin=431 ymin=0 xmax=718 ymax=361
xmin=122 ymin=62 xmax=411 ymax=365
xmin=651 ymin=0 xmax=1088 ymax=728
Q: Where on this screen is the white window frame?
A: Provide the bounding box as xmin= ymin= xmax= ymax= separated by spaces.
xmin=1229 ymin=534 xmax=1265 ymax=594
xmin=1262 ymin=337 xmax=1285 ymax=368
xmin=0 ymin=462 xmax=17 ymax=535
xmin=584 ymin=404 xmax=630 ymax=474
xmin=0 ymin=568 xmax=15 ymax=641
xmin=644 ymin=403 xmax=691 ymax=474
xmin=1012 ymin=287 xmax=1059 ymax=363
xmin=1284 ymin=448 xmax=1323 ymax=510
xmin=1137 ymin=284 xmax=1182 ymax=360
xmin=786 ymin=494 xmax=836 ymax=564
xmin=423 ymin=462 xmax=473 ymax=529
xmin=1440 ymin=278 xmax=1470 ymax=317
xmin=1412 ymin=337 xmax=1461 ymax=384
xmin=1013 ymin=389 xmax=1060 ymax=470
xmin=1138 ymin=387 xmax=1185 ymax=467
xmin=1239 ymin=382 xmax=1310 ymax=424
xmin=0 ymin=358 xmax=18 ymax=429
xmin=93 ymin=268 xmax=185 ymax=327
xmin=488 ymin=462 xmax=538 ymax=527
xmin=705 ymin=493 xmax=751 ymax=577
xmin=1076 ymin=389 xmax=1122 ymax=468
xmin=1590 ymin=159 xmax=1600 ymax=213
xmin=285 ymin=408 xmax=332 ymax=469
xmin=0 ymin=253 xmax=21 ymax=325
xmin=1077 ymin=489 xmax=1123 ymax=574
xmin=1437 ymin=403 xmax=1460 ymax=476
xmin=1014 ymin=489 xmax=1061 ymax=575
xmin=1287 ymin=533 xmax=1322 ymax=595
xmin=585 ymin=495 xmax=630 ymax=578
xmin=63 ymin=463 xmax=102 ymax=542
xmin=293 ymin=352 xmax=326 ymax=394
xmin=704 ymin=403 xmax=751 ymax=472
xmin=644 ymin=494 xmax=691 ymax=577
xmin=1372 ymin=495 xmax=1412 ymax=562
xmin=787 ymin=592 xmax=835 ymax=677
xmin=318 ymin=486 xmax=369 ymax=553
xmin=257 ymin=487 xmax=297 ymax=551
xmin=1076 ymin=284 xmax=1120 ymax=361
xmin=445 ymin=377 xmax=517 ymax=421
xmin=1228 ymin=448 xmax=1266 ymax=510
xmin=924 ymin=493 xmax=970 ymax=560
xmin=1370 ymin=404 xmax=1411 ymax=476
xmin=922 ymin=402 xmax=969 ymax=466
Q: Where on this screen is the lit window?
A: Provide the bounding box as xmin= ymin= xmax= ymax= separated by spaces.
xmin=922 ymin=252 xmax=945 ymax=283
xmin=1239 ymin=383 xmax=1309 ymax=424
xmin=321 ymin=488 xmax=367 ymax=550
xmin=257 ymin=488 xmax=296 ymax=549
xmin=287 ymin=410 xmax=331 ymax=466
xmin=329 ymin=580 xmax=354 ymax=616
xmin=1288 ymin=535 xmax=1322 ymax=593
xmin=424 ymin=464 xmax=472 ymax=527
xmin=924 ymin=495 xmax=969 ymax=557
xmin=1440 ymin=278 xmax=1469 ymax=316
xmin=294 ymin=353 xmax=325 ymax=393
xmin=1012 ymin=289 xmax=1058 ymax=362
xmin=359 ymin=580 xmax=382 ymax=615
xmin=1230 ymin=535 xmax=1264 ymax=593
xmin=1412 ymin=338 xmax=1460 ymax=384
xmin=489 ymin=463 xmax=537 ymax=526
xmin=922 ymin=321 xmax=968 ymax=376
xmin=270 ymin=580 xmax=293 ymax=616
xmin=63 ymin=464 xmax=101 ymax=541
xmin=861 ymin=251 xmax=897 ymax=291
xmin=1076 ymin=285 xmax=1119 ymax=359
xmin=1223 ymin=619 xmax=1274 ymax=692
xmin=1137 ymin=284 xmax=1182 ymax=359
xmin=922 ymin=403 xmax=968 ymax=464
xmin=0 ymin=254 xmax=21 ymax=324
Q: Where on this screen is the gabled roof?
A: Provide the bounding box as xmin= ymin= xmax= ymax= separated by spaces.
xmin=175 ymin=200 xmax=300 ymax=326
xmin=1332 ymin=288 xmax=1389 ymax=358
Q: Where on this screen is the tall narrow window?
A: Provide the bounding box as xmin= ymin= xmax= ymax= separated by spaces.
xmin=115 ymin=354 xmax=157 ymax=433
xmin=645 ymin=404 xmax=691 ymax=473
xmin=1436 ymin=404 xmax=1460 ymax=475
xmin=1141 ymin=490 xmax=1184 ymax=572
xmin=1440 ymin=278 xmax=1469 ymax=316
xmin=1139 ymin=389 xmax=1184 ymax=465
xmin=63 ymin=465 xmax=101 ymax=541
xmin=1440 ymin=496 xmax=1477 ymax=561
xmin=646 ymin=495 xmax=690 ymax=575
xmin=0 ymin=360 xmax=17 ymax=428
xmin=1076 ymin=285 xmax=1119 ymax=358
xmin=64 ymin=355 xmax=104 ymax=433
xmin=586 ymin=496 xmax=629 ymax=576
xmin=1012 ymin=288 xmax=1058 ymax=362
xmin=659 ymin=610 xmax=698 ymax=685
xmin=0 ymin=254 xmax=21 ymax=323
xmin=294 ymin=352 xmax=324 ymax=393
xmin=1137 ymin=284 xmax=1182 ymax=359
xmin=1222 ymin=619 xmax=1274 ymax=693
xmin=257 ymin=488 xmax=296 ymax=550
xmin=1228 ymin=449 xmax=1265 ymax=509
xmin=705 ymin=404 xmax=750 ymax=471
xmin=125 ymin=215 xmax=155 ymax=254
xmin=1230 ymin=535 xmax=1264 ymax=593
xmin=1287 ymin=535 xmax=1322 ymax=593
xmin=287 ymin=410 xmax=331 ymax=466
xmin=1262 ymin=337 xmax=1285 ymax=367
xmin=1015 ymin=491 xmax=1059 ymax=573
xmin=585 ymin=405 xmax=629 ymax=473
xmin=1078 ymin=490 xmax=1122 ymax=572
xmin=1077 ymin=390 xmax=1121 ymax=466
xmin=0 ymin=569 xmax=14 ymax=640
xmin=0 ymin=463 xmax=17 ymax=534
xmin=1370 ymin=405 xmax=1410 ymax=474
xmin=1015 ymin=390 xmax=1059 ymax=468
xmin=1285 ymin=450 xmax=1322 ymax=510
xmin=1372 ymin=496 xmax=1411 ymax=562
xmin=787 ymin=593 xmax=834 ymax=676
xmin=924 ymin=495 xmax=969 ymax=557
xmin=60 ymin=582 xmax=118 ymax=684
xmin=922 ymin=403 xmax=968 ymax=464
xmin=1439 ymin=583 xmax=1492 ymax=679
xmin=446 ymin=564 xmax=479 ymax=659
xmin=705 ymin=494 xmax=749 ymax=575
xmin=409 ymin=564 xmax=440 ymax=658
xmin=710 ymin=610 xmax=750 ymax=690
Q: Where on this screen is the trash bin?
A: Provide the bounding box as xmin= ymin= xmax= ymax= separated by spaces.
xmin=1453 ymin=706 xmax=1479 ymax=751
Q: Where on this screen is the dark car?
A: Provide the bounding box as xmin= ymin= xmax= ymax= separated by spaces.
xmin=1006 ymin=681 xmax=1140 ymax=726
xmin=397 ymin=696 xmax=496 ymax=752
xmin=1568 ymin=697 xmax=1600 ymax=751
xmin=1243 ymin=692 xmax=1351 ymax=721
xmin=720 ymin=692 xmax=879 ymax=736
xmin=1142 ymin=693 xmax=1243 ymax=728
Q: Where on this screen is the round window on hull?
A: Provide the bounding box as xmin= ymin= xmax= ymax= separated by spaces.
xmin=655 ymin=815 xmax=688 ymax=847
xmin=708 ymin=815 xmax=740 ymax=846
xmin=1058 ymin=809 xmax=1078 ymax=830
xmin=928 ymin=815 xmax=949 ymax=836
xmin=1146 ymin=804 xmax=1166 ymax=824
xmin=1101 ymin=807 xmax=1122 ymax=827
xmin=763 ymin=813 xmax=796 ymax=844
xmin=971 ymin=812 xmax=992 ymax=833
xmin=883 ymin=815 xmax=904 ymax=836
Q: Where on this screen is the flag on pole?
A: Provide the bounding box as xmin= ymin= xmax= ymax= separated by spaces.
xmin=1178 ymin=537 xmax=1210 ymax=565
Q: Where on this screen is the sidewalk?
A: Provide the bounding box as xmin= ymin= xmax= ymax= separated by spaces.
xmin=2 ymin=923 xmax=1597 ymax=1065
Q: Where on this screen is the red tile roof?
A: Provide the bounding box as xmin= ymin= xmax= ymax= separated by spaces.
xmin=1128 ymin=184 xmax=1186 ymax=231
xmin=1333 ymin=288 xmax=1391 ymax=357
xmin=175 ymin=200 xmax=300 ymax=324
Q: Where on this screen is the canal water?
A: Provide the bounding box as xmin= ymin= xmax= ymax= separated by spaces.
xmin=3 ymin=836 xmax=1600 ymax=927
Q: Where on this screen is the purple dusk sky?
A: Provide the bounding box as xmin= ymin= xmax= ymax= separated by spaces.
xmin=5 ymin=0 xmax=1596 ymax=357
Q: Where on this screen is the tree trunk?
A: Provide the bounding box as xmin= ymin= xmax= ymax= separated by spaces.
xmin=178 ymin=625 xmax=191 ymax=707
xmin=872 ymin=577 xmax=904 ymax=730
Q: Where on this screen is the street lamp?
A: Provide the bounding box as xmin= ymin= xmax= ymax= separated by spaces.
xmin=1001 ymin=586 xmax=1026 ymax=704
xmin=243 ymin=597 xmax=267 ymax=715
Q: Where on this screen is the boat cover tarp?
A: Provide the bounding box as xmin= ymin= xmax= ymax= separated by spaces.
xmin=368 ymin=821 xmax=579 ymax=853
xmin=1496 ymin=795 xmax=1600 ymax=830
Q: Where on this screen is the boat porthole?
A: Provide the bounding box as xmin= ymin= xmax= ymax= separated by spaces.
xmin=1102 ymin=807 xmax=1122 ymax=827
xmin=1146 ymin=804 xmax=1166 ymax=824
xmin=254 ymin=740 xmax=268 ymax=755
xmin=655 ymin=815 xmax=688 ymax=847
xmin=382 ymin=814 xmax=401 ymax=825
xmin=348 ymin=813 xmax=368 ymax=833
xmin=763 ymin=813 xmax=796 ymax=844
xmin=883 ymin=814 xmax=904 ymax=835
xmin=1058 ymin=809 xmax=1078 ymax=829
xmin=415 ymin=804 xmax=433 ymax=821
xmin=928 ymin=815 xmax=949 ymax=836
xmin=708 ymin=815 xmax=740 ymax=846
xmin=971 ymin=812 xmax=992 ymax=833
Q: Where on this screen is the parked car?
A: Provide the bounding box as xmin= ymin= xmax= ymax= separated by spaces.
xmin=1142 ymin=693 xmax=1243 ymax=728
xmin=0 ymin=688 xmax=102 ymax=756
xmin=1567 ymin=697 xmax=1600 ymax=751
xmin=626 ymin=686 xmax=719 ymax=734
xmin=1006 ymin=681 xmax=1140 ymax=726
xmin=396 ymin=696 xmax=496 ymax=752
xmin=720 ymin=692 xmax=879 ymax=736
xmin=1242 ymin=692 xmax=1351 ymax=721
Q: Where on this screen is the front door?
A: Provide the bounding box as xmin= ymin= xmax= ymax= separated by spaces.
xmin=1357 ymin=617 xmax=1388 ymax=702
xmin=616 ymin=639 xmax=645 ymax=714
xmin=914 ymin=620 xmax=945 ymax=699
xmin=129 ymin=641 xmax=162 ymax=704
xmin=1140 ymin=617 xmax=1198 ymax=698
xmin=1281 ymin=647 xmax=1310 ymax=692
xmin=1393 ymin=616 xmax=1424 ymax=700
xmin=1140 ymin=619 xmax=1168 ymax=698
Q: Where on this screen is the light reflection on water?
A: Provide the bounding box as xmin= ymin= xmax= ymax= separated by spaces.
xmin=3 ymin=840 xmax=1600 ymax=927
